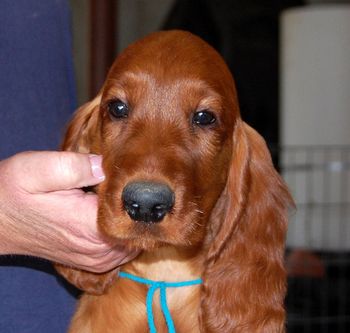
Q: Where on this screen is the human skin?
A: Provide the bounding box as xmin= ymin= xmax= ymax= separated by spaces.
xmin=0 ymin=151 xmax=138 ymax=272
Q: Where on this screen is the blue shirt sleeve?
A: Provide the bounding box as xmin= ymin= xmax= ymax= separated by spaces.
xmin=0 ymin=1 xmax=78 ymax=332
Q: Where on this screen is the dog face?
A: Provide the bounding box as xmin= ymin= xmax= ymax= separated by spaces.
xmin=79 ymin=31 xmax=240 ymax=250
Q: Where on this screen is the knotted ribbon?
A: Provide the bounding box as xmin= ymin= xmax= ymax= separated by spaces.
xmin=119 ymin=271 xmax=202 ymax=333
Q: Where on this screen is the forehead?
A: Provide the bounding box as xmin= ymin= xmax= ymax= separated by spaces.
xmin=104 ymin=31 xmax=239 ymax=112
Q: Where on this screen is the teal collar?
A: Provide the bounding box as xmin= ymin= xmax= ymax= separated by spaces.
xmin=119 ymin=271 xmax=202 ymax=333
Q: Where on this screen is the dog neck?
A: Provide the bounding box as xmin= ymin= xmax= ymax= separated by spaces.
xmin=123 ymin=246 xmax=204 ymax=282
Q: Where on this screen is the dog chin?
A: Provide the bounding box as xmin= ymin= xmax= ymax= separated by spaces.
xmin=112 ymin=229 xmax=195 ymax=251
xmin=120 ymin=232 xmax=204 ymax=252
xmin=99 ymin=215 xmax=202 ymax=251
xmin=123 ymin=237 xmax=167 ymax=251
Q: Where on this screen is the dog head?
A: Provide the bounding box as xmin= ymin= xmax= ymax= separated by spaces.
xmin=65 ymin=30 xmax=240 ymax=251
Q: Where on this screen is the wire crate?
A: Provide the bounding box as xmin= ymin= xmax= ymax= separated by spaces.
xmin=280 ymin=146 xmax=350 ymax=333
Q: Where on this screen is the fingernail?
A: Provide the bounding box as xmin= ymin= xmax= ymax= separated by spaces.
xmin=89 ymin=155 xmax=105 ymax=181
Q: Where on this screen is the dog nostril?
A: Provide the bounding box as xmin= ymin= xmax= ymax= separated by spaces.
xmin=122 ymin=181 xmax=174 ymax=223
xmin=124 ymin=202 xmax=141 ymax=219
xmin=132 ymin=203 xmax=140 ymax=209
xmin=151 ymin=204 xmax=169 ymax=221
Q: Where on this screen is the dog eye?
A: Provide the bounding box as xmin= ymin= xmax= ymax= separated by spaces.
xmin=192 ymin=111 xmax=216 ymax=126
xmin=107 ymin=99 xmax=129 ymax=119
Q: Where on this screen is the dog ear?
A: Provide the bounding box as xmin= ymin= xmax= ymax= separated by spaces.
xmin=55 ymin=94 xmax=119 ymax=294
xmin=61 ymin=94 xmax=102 ymax=153
xmin=201 ymin=120 xmax=293 ymax=332
xmin=55 ymin=263 xmax=118 ymax=296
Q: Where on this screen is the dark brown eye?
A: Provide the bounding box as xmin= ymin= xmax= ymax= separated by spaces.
xmin=108 ymin=99 xmax=129 ymax=119
xmin=192 ymin=111 xmax=216 ymax=126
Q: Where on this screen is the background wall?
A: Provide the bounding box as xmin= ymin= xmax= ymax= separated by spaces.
xmin=69 ymin=0 xmax=89 ymax=104
xmin=117 ymin=0 xmax=174 ymax=52
xmin=69 ymin=0 xmax=174 ymax=105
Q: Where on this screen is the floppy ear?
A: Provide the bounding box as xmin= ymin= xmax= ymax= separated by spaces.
xmin=200 ymin=120 xmax=293 ymax=332
xmin=61 ymin=94 xmax=102 ymax=153
xmin=55 ymin=264 xmax=118 ymax=296
xmin=55 ymin=94 xmax=119 ymax=295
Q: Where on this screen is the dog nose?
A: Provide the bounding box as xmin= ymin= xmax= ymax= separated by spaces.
xmin=122 ymin=181 xmax=175 ymax=223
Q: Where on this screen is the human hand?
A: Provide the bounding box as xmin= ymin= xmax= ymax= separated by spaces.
xmin=0 ymin=151 xmax=138 ymax=273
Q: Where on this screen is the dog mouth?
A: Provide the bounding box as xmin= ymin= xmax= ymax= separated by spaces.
xmin=98 ymin=177 xmax=204 ymax=250
xmin=120 ymin=180 xmax=176 ymax=249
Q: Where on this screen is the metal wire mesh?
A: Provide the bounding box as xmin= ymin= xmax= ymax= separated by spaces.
xmin=279 ymin=146 xmax=350 ymax=332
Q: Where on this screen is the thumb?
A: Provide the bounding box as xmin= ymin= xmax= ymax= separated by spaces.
xmin=12 ymin=151 xmax=105 ymax=193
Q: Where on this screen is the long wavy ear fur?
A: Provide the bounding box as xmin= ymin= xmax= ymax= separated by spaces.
xmin=61 ymin=94 xmax=102 ymax=152
xmin=55 ymin=94 xmax=118 ymax=295
xmin=201 ymin=120 xmax=293 ymax=332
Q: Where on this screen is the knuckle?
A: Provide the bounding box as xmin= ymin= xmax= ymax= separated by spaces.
xmin=57 ymin=152 xmax=92 ymax=188
xmin=57 ymin=152 xmax=80 ymax=184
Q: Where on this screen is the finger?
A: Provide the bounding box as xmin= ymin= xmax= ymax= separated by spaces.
xmin=12 ymin=151 xmax=105 ymax=193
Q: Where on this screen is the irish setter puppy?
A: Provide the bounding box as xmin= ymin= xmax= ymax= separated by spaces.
xmin=56 ymin=30 xmax=293 ymax=332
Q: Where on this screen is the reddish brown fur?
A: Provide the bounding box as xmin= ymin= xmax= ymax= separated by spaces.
xmin=55 ymin=30 xmax=293 ymax=332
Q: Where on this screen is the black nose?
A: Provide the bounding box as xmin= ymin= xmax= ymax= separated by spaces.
xmin=122 ymin=181 xmax=175 ymax=223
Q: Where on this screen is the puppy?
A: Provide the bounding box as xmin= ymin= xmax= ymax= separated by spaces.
xmin=56 ymin=30 xmax=293 ymax=333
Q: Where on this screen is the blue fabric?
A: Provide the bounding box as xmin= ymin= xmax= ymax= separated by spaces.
xmin=0 ymin=1 xmax=78 ymax=332
xmin=0 ymin=0 xmax=76 ymax=159
xmin=119 ymin=271 xmax=203 ymax=333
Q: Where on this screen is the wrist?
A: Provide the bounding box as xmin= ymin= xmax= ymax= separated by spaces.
xmin=0 ymin=206 xmax=32 ymax=256
xmin=0 ymin=214 xmax=18 ymax=255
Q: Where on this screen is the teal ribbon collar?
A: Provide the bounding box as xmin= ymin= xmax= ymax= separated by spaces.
xmin=119 ymin=271 xmax=202 ymax=333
